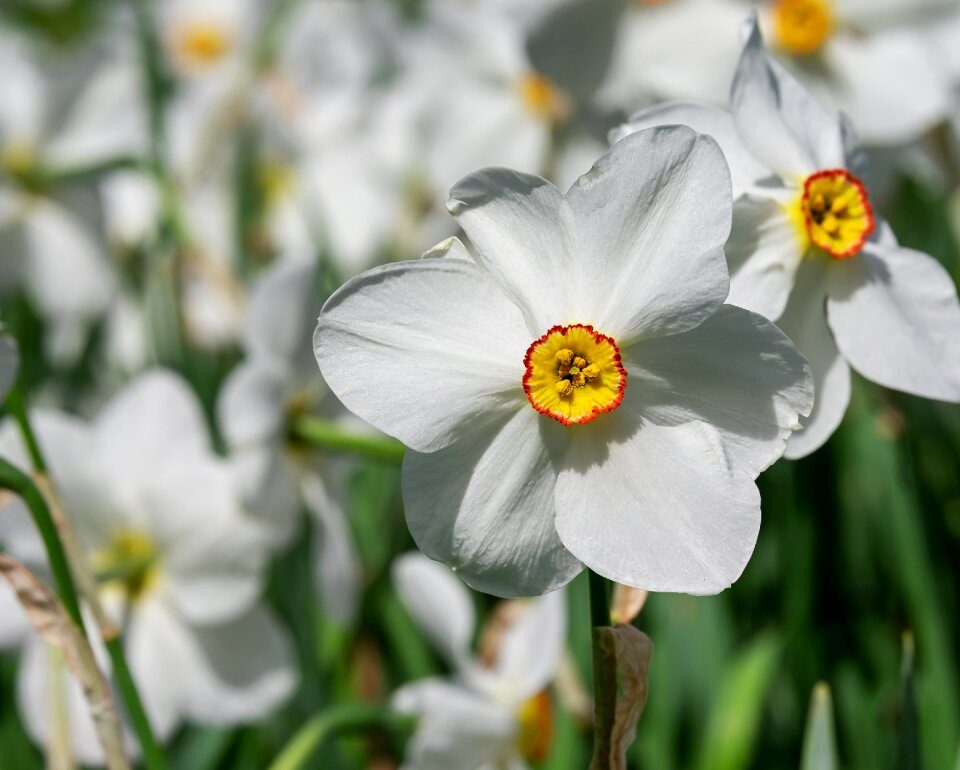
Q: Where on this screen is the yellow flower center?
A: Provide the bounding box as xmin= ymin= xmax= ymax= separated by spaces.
xmin=518 ymin=73 xmax=568 ymax=122
xmin=1 ymin=143 xmax=36 ymax=178
xmin=772 ymin=0 xmax=834 ymax=56
xmin=515 ymin=690 xmax=553 ymax=764
xmin=523 ymin=324 xmax=626 ymax=426
xmin=172 ymin=22 xmax=232 ymax=71
xmin=801 ymin=169 xmax=874 ymax=259
xmin=91 ymin=531 xmax=160 ymax=602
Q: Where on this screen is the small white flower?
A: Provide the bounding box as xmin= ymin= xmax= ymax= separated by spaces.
xmin=392 ymin=552 xmax=565 ymax=770
xmin=315 ymin=125 xmax=812 ymax=596
xmin=0 ymin=371 xmax=295 ymax=765
xmin=615 ymin=15 xmax=960 ymax=458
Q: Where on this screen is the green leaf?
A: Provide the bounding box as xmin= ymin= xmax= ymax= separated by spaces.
xmin=692 ymin=633 xmax=781 ymax=770
xmin=800 ymin=683 xmax=839 ymax=770
xmin=894 ymin=632 xmax=921 ymax=770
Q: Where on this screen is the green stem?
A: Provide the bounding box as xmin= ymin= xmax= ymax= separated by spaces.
xmin=5 ymin=388 xmax=48 ymax=474
xmin=105 ymin=636 xmax=168 ymax=770
xmin=290 ymin=415 xmax=406 ymax=465
xmin=588 ymin=569 xmax=610 ymax=628
xmin=268 ymin=704 xmax=415 ymax=770
xmin=0 ymin=457 xmax=83 ymax=629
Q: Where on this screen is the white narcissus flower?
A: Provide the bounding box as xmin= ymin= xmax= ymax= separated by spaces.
xmin=314 ymin=125 xmax=813 ymax=596
xmin=615 ymin=16 xmax=960 ymax=459
xmin=0 ymin=333 xmax=17 ymax=400
xmin=0 ymin=371 xmax=295 ymax=765
xmin=392 ymin=553 xmax=565 ymax=770
xmin=218 ymin=258 xmax=363 ymax=625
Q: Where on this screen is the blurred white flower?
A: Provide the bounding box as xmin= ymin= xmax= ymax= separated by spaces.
xmin=0 ymin=332 xmax=17 ymax=400
xmin=158 ymin=0 xmax=260 ymax=82
xmin=616 ymin=16 xmax=960 ymax=458
xmin=392 ymin=552 xmax=565 ymax=770
xmin=601 ymin=0 xmax=955 ymax=145
xmin=315 ymin=126 xmax=812 ymax=596
xmin=0 ymin=30 xmax=138 ymax=353
xmin=0 ymin=370 xmax=295 ymax=765
xmin=218 ymin=258 xmax=363 ymax=625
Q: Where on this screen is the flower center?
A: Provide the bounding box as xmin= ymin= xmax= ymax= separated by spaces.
xmin=523 ymin=324 xmax=626 ymax=426
xmin=772 ymin=0 xmax=834 ymax=56
xmin=515 ymin=690 xmax=553 ymax=764
xmin=801 ymin=169 xmax=874 ymax=259
xmin=518 ymin=73 xmax=568 ymax=122
xmin=172 ymin=22 xmax=232 ymax=71
xmin=91 ymin=530 xmax=159 ymax=602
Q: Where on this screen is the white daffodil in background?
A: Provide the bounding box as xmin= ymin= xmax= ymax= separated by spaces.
xmin=0 ymin=370 xmax=295 ymax=765
xmin=0 ymin=27 xmax=145 ymax=359
xmin=315 ymin=125 xmax=813 ymax=597
xmin=600 ymin=0 xmax=955 ymax=146
xmin=615 ymin=16 xmax=960 ymax=458
xmin=392 ymin=552 xmax=565 ymax=769
xmin=218 ymin=257 xmax=362 ymax=625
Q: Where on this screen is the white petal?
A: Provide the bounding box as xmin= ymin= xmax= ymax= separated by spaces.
xmin=493 ymin=590 xmax=566 ymax=702
xmin=446 ymin=167 xmax=579 ymax=334
xmin=402 ymin=408 xmax=581 ymax=598
xmin=627 ymin=304 xmax=812 ymax=477
xmin=818 ymin=31 xmax=950 ymax=145
xmin=302 ymin=473 xmax=361 ymax=627
xmin=22 ymin=201 xmax=114 ymax=321
xmin=731 ymin=17 xmax=844 ymax=179
xmin=394 ymin=679 xmax=517 ymax=770
xmin=565 ymin=126 xmax=732 ymax=343
xmin=178 ymin=607 xmax=296 ymax=724
xmin=229 ymin=447 xmax=302 ymax=551
xmin=612 ymin=102 xmax=769 ymax=195
xmin=145 ymin=460 xmax=266 ymax=625
xmin=243 ymin=258 xmax=316 ymax=364
xmin=0 ymin=334 xmax=18 ymax=399
xmin=555 ymin=418 xmax=760 ymax=594
xmin=726 ymin=192 xmax=807 ymax=321
xmin=94 ymin=370 xmax=211 ymax=514
xmin=392 ymin=552 xmax=476 ymax=667
xmin=778 ymin=259 xmax=851 ymax=459
xmin=315 ymin=259 xmax=529 ymax=453
xmin=826 ymin=242 xmax=960 ymax=401
xmin=218 ymin=360 xmax=286 ymax=449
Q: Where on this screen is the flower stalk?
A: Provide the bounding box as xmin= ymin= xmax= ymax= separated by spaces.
xmin=267 ymin=704 xmax=416 ymax=770
xmin=289 ymin=415 xmax=407 ymax=465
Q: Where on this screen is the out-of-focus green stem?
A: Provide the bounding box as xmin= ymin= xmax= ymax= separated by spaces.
xmin=3 ymin=393 xmax=169 ymax=770
xmin=290 ymin=415 xmax=406 ymax=465
xmin=0 ymin=457 xmax=83 ymax=630
xmin=589 ymin=569 xmax=613 ymax=770
xmin=5 ymin=388 xmax=49 ymax=474
xmin=268 ymin=704 xmax=415 ymax=770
